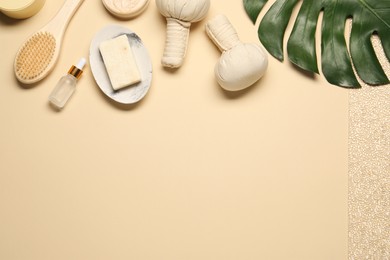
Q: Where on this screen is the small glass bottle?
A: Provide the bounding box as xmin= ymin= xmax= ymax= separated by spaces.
xmin=49 ymin=58 xmax=86 ymax=109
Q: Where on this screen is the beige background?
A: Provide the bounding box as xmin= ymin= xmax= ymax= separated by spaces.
xmin=0 ymin=1 xmax=348 ymax=259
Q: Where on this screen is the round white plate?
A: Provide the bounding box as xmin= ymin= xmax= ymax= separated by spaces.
xmin=89 ymin=24 xmax=152 ymax=105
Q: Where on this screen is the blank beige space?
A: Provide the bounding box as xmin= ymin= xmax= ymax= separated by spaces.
xmin=0 ymin=1 xmax=348 ymax=259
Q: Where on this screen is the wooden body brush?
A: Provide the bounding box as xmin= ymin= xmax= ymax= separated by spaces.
xmin=14 ymin=0 xmax=85 ymax=84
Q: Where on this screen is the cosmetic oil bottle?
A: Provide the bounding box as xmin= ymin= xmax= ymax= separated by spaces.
xmin=49 ymin=58 xmax=86 ymax=109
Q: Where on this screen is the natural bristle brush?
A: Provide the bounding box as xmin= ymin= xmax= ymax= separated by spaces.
xmin=14 ymin=0 xmax=84 ymax=85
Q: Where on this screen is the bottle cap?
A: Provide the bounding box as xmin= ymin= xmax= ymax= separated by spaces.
xmin=76 ymin=58 xmax=87 ymax=70
xmin=68 ymin=58 xmax=86 ymax=79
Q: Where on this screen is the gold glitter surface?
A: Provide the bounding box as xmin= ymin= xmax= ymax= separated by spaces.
xmin=349 ymin=35 xmax=390 ymax=259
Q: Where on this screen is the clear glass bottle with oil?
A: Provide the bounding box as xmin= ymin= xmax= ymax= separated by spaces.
xmin=49 ymin=58 xmax=86 ymax=109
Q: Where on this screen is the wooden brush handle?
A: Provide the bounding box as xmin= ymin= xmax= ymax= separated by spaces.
xmin=44 ymin=0 xmax=84 ymax=37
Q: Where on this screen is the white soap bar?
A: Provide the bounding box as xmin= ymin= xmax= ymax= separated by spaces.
xmin=99 ymin=34 xmax=141 ymax=91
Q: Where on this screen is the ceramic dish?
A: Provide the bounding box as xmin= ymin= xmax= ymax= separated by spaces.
xmin=0 ymin=0 xmax=45 ymax=19
xmin=90 ymin=24 xmax=152 ymax=105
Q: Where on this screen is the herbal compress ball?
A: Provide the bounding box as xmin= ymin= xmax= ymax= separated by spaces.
xmin=156 ymin=0 xmax=210 ymax=68
xmin=206 ymin=14 xmax=268 ymax=91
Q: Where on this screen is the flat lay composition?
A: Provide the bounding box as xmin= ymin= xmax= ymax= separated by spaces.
xmin=0 ymin=0 xmax=388 ymax=259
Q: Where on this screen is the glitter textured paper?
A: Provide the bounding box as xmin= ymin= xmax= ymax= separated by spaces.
xmin=349 ymin=35 xmax=390 ymax=259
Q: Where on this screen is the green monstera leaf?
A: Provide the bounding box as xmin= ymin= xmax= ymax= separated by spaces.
xmin=243 ymin=0 xmax=390 ymax=88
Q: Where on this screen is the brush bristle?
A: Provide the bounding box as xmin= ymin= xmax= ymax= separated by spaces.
xmin=15 ymin=32 xmax=56 ymax=82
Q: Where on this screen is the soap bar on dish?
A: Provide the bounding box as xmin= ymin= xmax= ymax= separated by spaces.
xmin=99 ymin=34 xmax=141 ymax=91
